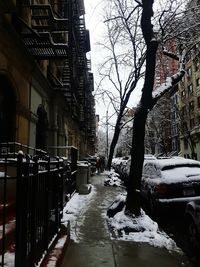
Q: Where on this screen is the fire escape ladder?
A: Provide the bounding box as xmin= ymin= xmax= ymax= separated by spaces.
xmin=30 ymin=4 xmax=69 ymax=32
xmin=17 ymin=4 xmax=69 ymax=59
xmin=62 ymin=59 xmax=72 ymax=102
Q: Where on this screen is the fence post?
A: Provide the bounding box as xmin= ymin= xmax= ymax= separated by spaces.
xmin=1 ymin=157 xmax=8 ymax=266
xmin=30 ymin=156 xmax=39 ymax=265
xmin=52 ymin=157 xmax=63 ymax=233
xmin=70 ymin=147 xmax=78 ymax=194
xmin=15 ymin=152 xmax=24 ymax=267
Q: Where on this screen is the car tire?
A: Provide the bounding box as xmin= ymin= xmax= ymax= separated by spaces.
xmin=187 ymin=218 xmax=200 ymax=253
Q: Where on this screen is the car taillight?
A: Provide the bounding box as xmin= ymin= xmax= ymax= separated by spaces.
xmin=154 ymin=184 xmax=168 ymax=194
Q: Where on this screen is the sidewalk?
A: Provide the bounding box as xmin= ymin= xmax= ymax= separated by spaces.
xmin=60 ymin=174 xmax=193 ymax=267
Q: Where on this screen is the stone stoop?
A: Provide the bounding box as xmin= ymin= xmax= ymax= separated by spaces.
xmin=40 ymin=223 xmax=70 ymax=267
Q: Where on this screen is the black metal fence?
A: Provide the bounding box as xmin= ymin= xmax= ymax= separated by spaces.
xmin=0 ymin=142 xmax=78 ymax=267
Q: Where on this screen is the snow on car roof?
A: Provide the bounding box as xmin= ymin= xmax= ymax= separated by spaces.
xmin=151 ymin=157 xmax=200 ymax=170
xmin=144 ymin=157 xmax=200 ymax=183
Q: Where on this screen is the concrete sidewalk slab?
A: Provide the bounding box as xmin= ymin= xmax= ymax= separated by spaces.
xmin=61 ymin=242 xmax=115 ymax=267
xmin=113 ymin=241 xmax=191 ymax=267
xmin=60 ymin=173 xmax=193 ymax=267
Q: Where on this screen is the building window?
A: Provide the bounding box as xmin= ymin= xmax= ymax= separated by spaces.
xmin=196 ymin=78 xmax=200 ymax=87
xmin=187 ymin=67 xmax=192 ymax=76
xmin=181 ymin=90 xmax=185 ymax=98
xmin=198 ymin=97 xmax=200 ymax=108
xmin=189 ymin=101 xmax=194 ymax=112
xmin=195 ymin=61 xmax=199 ymax=72
xmin=188 ymin=84 xmax=193 ymax=94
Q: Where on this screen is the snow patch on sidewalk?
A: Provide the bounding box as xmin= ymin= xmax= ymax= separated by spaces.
xmin=62 ymin=186 xmax=96 ymax=242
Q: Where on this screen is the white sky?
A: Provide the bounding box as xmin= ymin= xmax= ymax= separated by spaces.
xmin=84 ymin=0 xmax=142 ymax=123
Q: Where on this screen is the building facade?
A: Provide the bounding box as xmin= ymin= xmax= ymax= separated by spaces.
xmin=178 ymin=44 xmax=200 ymax=159
xmin=0 ymin=0 xmax=96 ymax=158
xmin=146 ymin=42 xmax=179 ymax=156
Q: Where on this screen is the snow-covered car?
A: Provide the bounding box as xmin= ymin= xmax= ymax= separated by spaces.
xmin=144 ymin=154 xmax=156 ymax=160
xmin=122 ymin=158 xmax=131 ymax=184
xmin=141 ymin=157 xmax=200 ymax=214
xmin=185 ymin=200 xmax=200 ymax=253
xmin=121 ymin=154 xmax=156 ymax=185
xmin=112 ymin=156 xmax=130 ymax=176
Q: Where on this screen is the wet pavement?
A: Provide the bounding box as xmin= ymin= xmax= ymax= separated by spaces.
xmin=61 ymin=174 xmax=193 ymax=267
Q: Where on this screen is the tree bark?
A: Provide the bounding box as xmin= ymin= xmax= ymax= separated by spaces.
xmin=106 ymin=120 xmax=121 ymax=170
xmin=125 ymin=0 xmax=158 ymax=215
xmin=107 ymin=89 xmax=134 ymax=170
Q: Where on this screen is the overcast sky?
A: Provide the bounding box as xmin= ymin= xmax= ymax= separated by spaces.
xmin=84 ymin=0 xmax=142 ymax=125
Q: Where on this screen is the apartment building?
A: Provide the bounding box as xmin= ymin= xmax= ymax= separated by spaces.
xmin=146 ymin=41 xmax=179 ymax=156
xmin=0 ymin=0 xmax=96 ymax=158
xmin=178 ymin=44 xmax=200 ymax=159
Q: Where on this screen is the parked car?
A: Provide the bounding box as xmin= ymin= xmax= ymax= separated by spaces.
xmin=185 ymin=200 xmax=200 ymax=253
xmin=121 ymin=154 xmax=156 ymax=185
xmin=141 ymin=157 xmax=200 ymax=214
xmin=112 ymin=156 xmax=130 ymax=176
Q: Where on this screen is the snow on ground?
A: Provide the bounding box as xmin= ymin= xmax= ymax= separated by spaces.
xmin=61 ymin=186 xmax=96 ymax=242
xmin=1 ymin=252 xmax=15 ymax=267
xmin=104 ymin=170 xmax=123 ymax=187
xmin=108 ymin=207 xmax=182 ymax=253
xmin=61 ymin=175 xmax=182 ymax=253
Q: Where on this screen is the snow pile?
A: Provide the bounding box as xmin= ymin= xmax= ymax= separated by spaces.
xmin=108 ymin=208 xmax=182 ymax=253
xmin=62 ymin=182 xmax=181 ymax=253
xmin=106 ymin=193 xmax=181 ymax=252
xmin=104 ymin=171 xmax=122 ymax=187
xmin=1 ymin=252 xmax=15 ymax=267
xmin=61 ymin=188 xmax=96 ymax=242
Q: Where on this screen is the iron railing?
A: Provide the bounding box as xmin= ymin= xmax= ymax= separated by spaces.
xmin=0 ymin=143 xmax=78 ymax=266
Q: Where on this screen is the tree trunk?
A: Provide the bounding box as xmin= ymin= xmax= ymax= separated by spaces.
xmin=125 ymin=0 xmax=158 ymax=214
xmin=107 ymin=115 xmax=123 ymax=170
xmin=126 ymin=107 xmax=148 ymax=215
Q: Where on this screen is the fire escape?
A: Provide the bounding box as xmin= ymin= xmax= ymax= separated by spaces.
xmin=13 ymin=1 xmax=73 ymax=104
xmin=71 ymin=1 xmax=96 ymax=144
xmin=14 ymin=0 xmax=95 ymax=147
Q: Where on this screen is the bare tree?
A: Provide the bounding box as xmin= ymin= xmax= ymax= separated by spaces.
xmin=96 ymin=0 xmax=146 ymax=169
xmin=126 ymin=0 xmax=200 ymax=215
xmin=95 ymin=0 xmax=200 ymax=216
xmin=145 ymin=95 xmax=172 ymax=156
xmin=116 ymin=113 xmax=134 ymax=156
